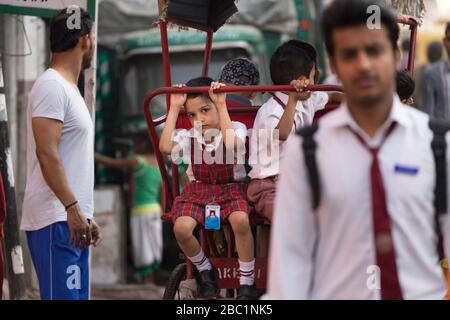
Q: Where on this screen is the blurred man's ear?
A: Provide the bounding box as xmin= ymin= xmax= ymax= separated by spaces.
xmin=80 ymin=34 xmax=90 ymax=49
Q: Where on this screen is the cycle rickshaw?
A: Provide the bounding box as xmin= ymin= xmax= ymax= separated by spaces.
xmin=142 ymin=0 xmax=420 ymax=299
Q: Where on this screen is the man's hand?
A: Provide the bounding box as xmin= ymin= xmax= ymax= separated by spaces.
xmin=90 ymin=220 xmax=103 ymax=247
xmin=289 ymin=78 xmax=311 ymax=101
xmin=209 ymin=82 xmax=227 ymax=107
xmin=170 ymin=84 xmax=187 ymax=109
xmin=67 ymin=204 xmax=91 ymax=250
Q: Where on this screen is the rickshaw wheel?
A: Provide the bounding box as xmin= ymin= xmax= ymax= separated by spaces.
xmin=163 ymin=263 xmax=199 ymax=300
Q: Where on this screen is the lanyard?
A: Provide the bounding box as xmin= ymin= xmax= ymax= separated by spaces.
xmin=270 ymin=93 xmax=298 ymax=130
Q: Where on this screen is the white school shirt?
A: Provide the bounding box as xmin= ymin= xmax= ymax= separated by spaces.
xmin=173 ymin=121 xmax=248 ymax=182
xmin=21 ymin=69 xmax=94 ymax=231
xmin=248 ymin=91 xmax=328 ymax=179
xmin=265 ymin=96 xmax=450 ymax=300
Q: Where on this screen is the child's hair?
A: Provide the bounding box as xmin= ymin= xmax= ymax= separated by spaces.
xmin=270 ymin=40 xmax=317 ymax=85
xmin=396 ymin=70 xmax=415 ymax=101
xmin=185 ymin=77 xmax=215 ymax=102
xmin=219 ymin=57 xmax=260 ymax=86
xmin=321 ymin=0 xmax=399 ymax=58
xmin=134 ymin=131 xmax=154 ymax=154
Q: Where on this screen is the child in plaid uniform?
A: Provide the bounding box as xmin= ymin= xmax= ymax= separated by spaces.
xmin=159 ymin=77 xmax=257 ymax=300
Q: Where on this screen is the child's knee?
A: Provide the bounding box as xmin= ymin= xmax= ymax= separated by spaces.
xmin=229 ymin=212 xmax=251 ymax=235
xmin=173 ymin=217 xmax=195 ymax=242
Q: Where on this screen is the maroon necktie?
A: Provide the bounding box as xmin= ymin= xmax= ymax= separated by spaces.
xmin=349 ymin=122 xmax=403 ymax=300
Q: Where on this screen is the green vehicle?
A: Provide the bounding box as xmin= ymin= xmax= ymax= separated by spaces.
xmin=118 ymin=24 xmax=270 ymax=134
xmin=95 ymin=24 xmax=269 ymax=181
xmin=94 ymin=24 xmax=271 ymax=277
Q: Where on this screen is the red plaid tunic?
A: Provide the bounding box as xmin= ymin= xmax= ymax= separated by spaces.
xmin=171 ymin=138 xmax=251 ymax=225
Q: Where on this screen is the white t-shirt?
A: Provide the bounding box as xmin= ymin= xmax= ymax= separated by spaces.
xmin=21 ymin=68 xmax=94 ymax=231
xmin=248 ymin=91 xmax=328 ymax=179
xmin=173 ymin=121 xmax=248 ymax=182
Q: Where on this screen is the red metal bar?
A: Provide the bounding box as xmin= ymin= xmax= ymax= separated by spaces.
xmin=143 ymin=84 xmax=343 ymax=211
xmin=145 ymin=84 xmax=343 ymax=108
xmin=145 ymin=109 xmax=174 ymax=210
xmin=159 ymin=20 xmax=172 ymax=106
xmin=396 ymin=15 xmax=420 ymax=74
xmin=202 ymin=31 xmax=213 ymax=76
xmin=397 ymin=15 xmax=419 ymax=27
xmin=408 ymin=23 xmax=418 ymax=74
xmin=206 ymin=230 xmax=220 ymax=258
xmin=159 ymin=20 xmax=180 ymax=199
xmin=200 ymin=229 xmax=208 ymax=256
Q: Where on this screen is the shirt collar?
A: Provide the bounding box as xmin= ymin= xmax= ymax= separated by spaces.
xmin=192 ymin=127 xmax=222 ymax=151
xmin=326 ymin=94 xmax=412 ymax=131
xmin=274 ymin=92 xmax=306 ymax=113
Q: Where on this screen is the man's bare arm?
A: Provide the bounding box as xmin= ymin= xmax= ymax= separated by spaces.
xmin=32 ymin=117 xmax=91 ymax=249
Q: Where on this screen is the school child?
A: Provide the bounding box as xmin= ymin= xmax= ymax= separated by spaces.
xmin=159 ymin=77 xmax=257 ymax=300
xmin=95 ymin=132 xmax=163 ymax=283
xmin=396 ymin=69 xmax=415 ymax=106
xmin=219 ymin=57 xmax=260 ymax=108
xmin=247 ymin=40 xmax=341 ymax=222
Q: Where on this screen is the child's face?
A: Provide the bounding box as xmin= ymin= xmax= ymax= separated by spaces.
xmin=185 ymin=96 xmax=220 ymax=133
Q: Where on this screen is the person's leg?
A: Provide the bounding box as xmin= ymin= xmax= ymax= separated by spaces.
xmin=173 ymin=216 xmax=219 ymax=298
xmin=228 ymin=211 xmax=258 ymax=300
xmin=173 ymin=216 xmax=201 ymax=257
xmin=78 ymin=245 xmax=90 ymax=300
xmin=228 ymin=211 xmax=254 ymax=262
xmin=247 ymin=178 xmax=276 ymax=259
xmin=131 ymin=210 xmax=163 ymax=283
xmin=50 ymin=222 xmax=90 ymax=300
xmin=26 ymin=225 xmax=53 ymax=300
xmin=256 ymin=225 xmax=271 ymax=259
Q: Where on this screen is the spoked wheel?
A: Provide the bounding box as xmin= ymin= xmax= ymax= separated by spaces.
xmin=163 ymin=263 xmax=199 ymax=300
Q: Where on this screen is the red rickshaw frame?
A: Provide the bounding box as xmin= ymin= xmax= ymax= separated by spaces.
xmin=143 ymin=11 xmax=419 ymax=299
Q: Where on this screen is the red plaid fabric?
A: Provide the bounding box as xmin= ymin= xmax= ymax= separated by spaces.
xmin=172 ymin=139 xmax=251 ymax=225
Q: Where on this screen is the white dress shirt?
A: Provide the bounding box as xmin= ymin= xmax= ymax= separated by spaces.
xmin=173 ymin=121 xmax=248 ymax=182
xmin=248 ymin=91 xmax=328 ymax=179
xmin=265 ymin=96 xmax=450 ymax=300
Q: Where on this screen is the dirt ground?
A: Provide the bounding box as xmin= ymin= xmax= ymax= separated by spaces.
xmin=2 ymin=280 xmax=165 ymax=300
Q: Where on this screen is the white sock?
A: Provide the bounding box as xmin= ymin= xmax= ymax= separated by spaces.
xmin=188 ymin=249 xmax=212 ymax=273
xmin=239 ymin=259 xmax=255 ymax=286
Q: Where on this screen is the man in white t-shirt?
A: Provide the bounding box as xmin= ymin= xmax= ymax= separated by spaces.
xmin=21 ymin=7 xmax=102 ymax=300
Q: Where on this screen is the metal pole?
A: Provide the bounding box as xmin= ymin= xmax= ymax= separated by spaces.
xmin=408 ymin=23 xmax=418 ymax=74
xmin=0 ymin=43 xmax=26 ymax=301
xmin=202 ymin=31 xmax=213 ymax=77
xmin=159 ymin=20 xmax=180 ymax=199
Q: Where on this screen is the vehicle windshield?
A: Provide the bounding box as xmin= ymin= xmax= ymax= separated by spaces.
xmin=120 ymin=48 xmax=252 ymax=120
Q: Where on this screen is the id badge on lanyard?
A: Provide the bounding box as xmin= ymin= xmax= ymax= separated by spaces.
xmin=205 ymin=203 xmax=221 ymax=230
